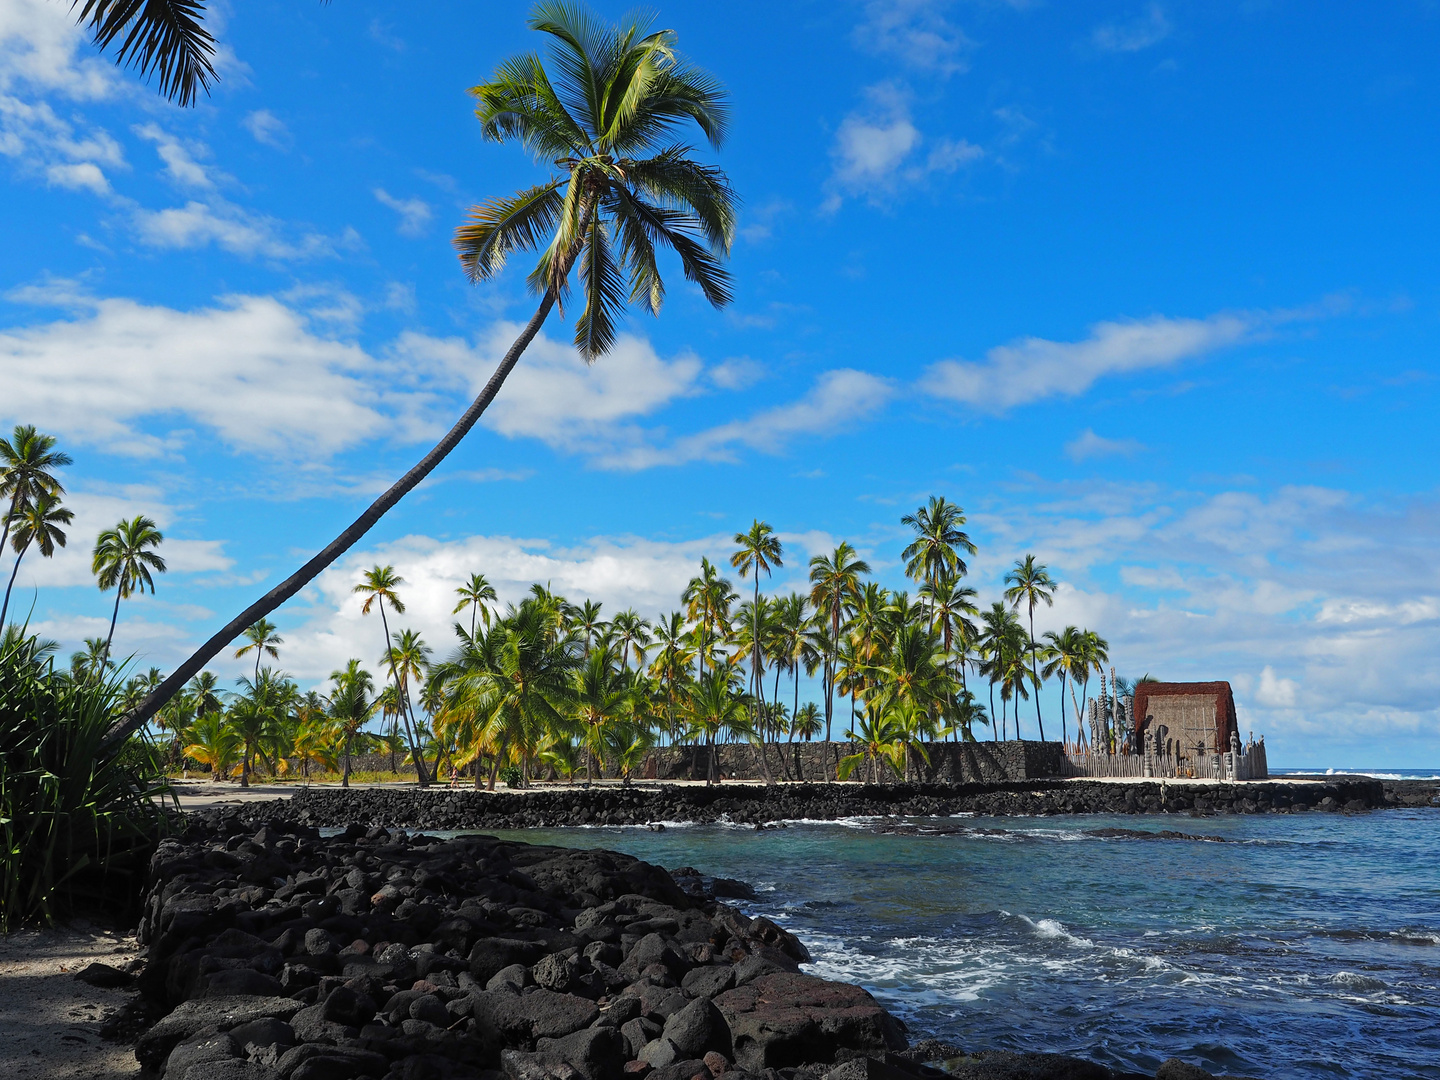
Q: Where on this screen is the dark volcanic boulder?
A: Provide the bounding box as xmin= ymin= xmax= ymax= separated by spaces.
xmin=661 ymin=998 xmax=731 ymax=1058
xmin=136 ymin=996 xmax=303 ymax=1069
xmin=713 ymin=973 xmax=906 ymax=1072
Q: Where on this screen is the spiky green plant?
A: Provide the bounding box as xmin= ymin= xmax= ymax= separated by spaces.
xmin=0 ymin=630 xmax=172 ymax=929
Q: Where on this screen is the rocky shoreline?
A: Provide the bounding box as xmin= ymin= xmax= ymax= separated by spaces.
xmin=214 ymin=777 xmax=1433 ymax=833
xmin=108 ymin=806 xmax=1256 ymax=1080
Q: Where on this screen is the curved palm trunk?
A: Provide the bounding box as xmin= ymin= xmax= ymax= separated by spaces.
xmin=0 ymin=535 xmax=34 ymax=629
xmin=103 ymin=289 xmax=561 ymax=750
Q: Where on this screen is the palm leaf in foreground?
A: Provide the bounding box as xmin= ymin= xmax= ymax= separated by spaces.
xmin=74 ymin=0 xmax=218 ymax=107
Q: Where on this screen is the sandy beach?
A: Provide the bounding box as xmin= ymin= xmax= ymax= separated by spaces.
xmin=0 ymin=924 xmax=142 ymax=1079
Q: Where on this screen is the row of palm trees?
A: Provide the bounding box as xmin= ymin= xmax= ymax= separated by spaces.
xmin=1 ymin=426 xmax=169 ymax=667
xmin=144 ymin=497 xmax=1119 ymax=788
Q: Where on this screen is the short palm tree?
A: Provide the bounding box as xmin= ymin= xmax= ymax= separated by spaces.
xmin=1004 ymin=554 xmax=1056 ymax=741
xmin=105 ymin=3 xmax=737 ymax=750
xmin=1 ymin=493 xmax=74 ymax=629
xmin=328 ymin=660 xmax=376 ymax=789
xmin=454 ymin=573 xmax=499 ymax=639
xmin=685 ymin=665 xmax=747 ymax=785
xmin=234 ymin=618 xmax=283 ymax=686
xmin=92 ymin=515 xmax=166 ymax=667
xmin=839 ymin=710 xmax=905 ymax=785
xmin=183 ymin=712 xmax=240 ymax=780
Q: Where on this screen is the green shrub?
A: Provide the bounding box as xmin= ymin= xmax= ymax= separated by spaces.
xmin=0 ymin=632 xmax=174 ymax=929
xmin=500 ymin=764 xmax=523 ymax=788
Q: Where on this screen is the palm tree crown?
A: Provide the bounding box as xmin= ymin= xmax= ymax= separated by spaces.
xmin=234 ymin=618 xmax=283 ymax=684
xmin=455 ymin=2 xmax=736 ymax=358
xmin=92 ymin=515 xmax=166 ymax=664
xmin=0 ymin=425 xmax=71 ymax=556
xmin=1 ymin=491 xmax=74 ymax=629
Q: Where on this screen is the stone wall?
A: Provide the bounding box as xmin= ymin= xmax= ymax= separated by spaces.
xmin=643 ymin=740 xmax=1064 ymax=784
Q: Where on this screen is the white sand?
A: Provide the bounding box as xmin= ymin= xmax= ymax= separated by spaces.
xmin=0 ymin=924 xmax=141 ymax=1079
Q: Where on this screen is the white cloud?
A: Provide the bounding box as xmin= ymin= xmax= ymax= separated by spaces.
xmin=0 ymin=291 xmax=401 ymax=459
xmin=1065 ymin=428 xmax=1145 ymax=461
xmin=243 ymin=109 xmax=289 ymax=149
xmin=394 ymin=323 xmax=705 ymax=453
xmin=823 ymin=83 xmax=980 ymax=212
xmin=374 ymin=187 xmax=432 ymax=237
xmin=135 ymin=123 xmax=221 ymax=190
xmin=923 ymin=311 xmax=1251 ymax=412
xmin=603 ymin=369 xmax=895 ymax=470
xmin=383 ymin=282 xmax=417 ymax=314
xmin=0 ymin=93 xmax=125 ymax=193
xmin=709 ymin=357 xmax=765 ymax=391
xmin=853 ymin=0 xmax=972 ymax=75
xmin=275 ymin=531 xmax=733 ymax=681
xmin=131 ymin=198 xmax=335 ymax=259
xmin=0 ymin=0 xmax=117 ymax=99
xmin=1091 ymin=4 xmax=1171 ymax=53
xmin=45 ymin=159 xmax=108 ymax=194
xmin=1255 ymin=665 xmax=1299 ymax=708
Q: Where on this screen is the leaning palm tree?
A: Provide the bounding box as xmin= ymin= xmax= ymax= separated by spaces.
xmin=1003 ymin=554 xmax=1056 ymax=742
xmin=92 ymin=515 xmax=166 ymax=667
xmin=354 ymin=565 xmax=429 ymax=786
xmin=233 ymin=618 xmax=283 ymax=686
xmin=1 ymin=493 xmax=74 ymax=629
xmin=104 ymin=3 xmax=736 ymax=750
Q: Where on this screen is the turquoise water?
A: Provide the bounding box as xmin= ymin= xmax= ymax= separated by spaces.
xmin=480 ymin=810 xmax=1440 ymax=1080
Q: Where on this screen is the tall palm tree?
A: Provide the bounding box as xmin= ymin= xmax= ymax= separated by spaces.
xmin=1042 ymin=626 xmax=1086 ymax=746
xmin=106 ymin=3 xmax=737 ymax=749
xmin=385 ymin=627 xmax=433 ymax=774
xmin=0 ymin=425 xmax=71 ymax=565
xmin=609 ymin=609 xmax=652 ymax=673
xmin=573 ymin=599 xmax=607 ymax=656
xmin=808 ymin=542 xmax=871 ymax=761
xmin=1 ymin=493 xmax=74 ymax=629
xmin=233 ymin=618 xmax=283 ymax=686
xmin=730 ymin=520 xmax=783 ymax=721
xmin=647 ymin=610 xmax=693 ymax=744
xmin=355 ymin=565 xmax=429 ymax=786
xmin=1004 ymin=554 xmax=1056 ymax=742
xmin=920 ymin=575 xmax=977 ymax=738
xmin=900 ymin=496 xmax=976 ymax=615
xmin=682 ymin=557 xmax=735 ymax=685
xmin=1077 ymin=628 xmax=1111 ymax=744
xmin=454 ymin=573 xmax=499 ymax=638
xmin=92 ymin=515 xmax=166 ymax=667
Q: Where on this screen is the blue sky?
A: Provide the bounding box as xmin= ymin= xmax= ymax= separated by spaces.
xmin=1 ymin=0 xmax=1437 ymax=766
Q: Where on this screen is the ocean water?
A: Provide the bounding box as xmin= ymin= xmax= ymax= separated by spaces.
xmin=482 ymin=809 xmax=1440 ymax=1080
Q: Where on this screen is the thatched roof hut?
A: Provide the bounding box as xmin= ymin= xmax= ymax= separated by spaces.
xmin=1132 ymin=681 xmax=1238 ymax=759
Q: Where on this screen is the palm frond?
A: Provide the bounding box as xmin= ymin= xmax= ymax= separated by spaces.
xmin=471 ymin=54 xmax=591 ymax=160
xmin=529 ymin=1 xmax=611 ymax=142
xmin=74 ymin=0 xmax=217 ymax=107
xmin=454 ymin=180 xmax=565 ymax=283
xmin=624 ymin=148 xmax=736 ymax=251
xmin=574 ymin=216 xmax=627 ymax=360
xmin=607 ymin=65 xmax=730 ymax=155
xmin=610 ymin=190 xmax=732 ymax=308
